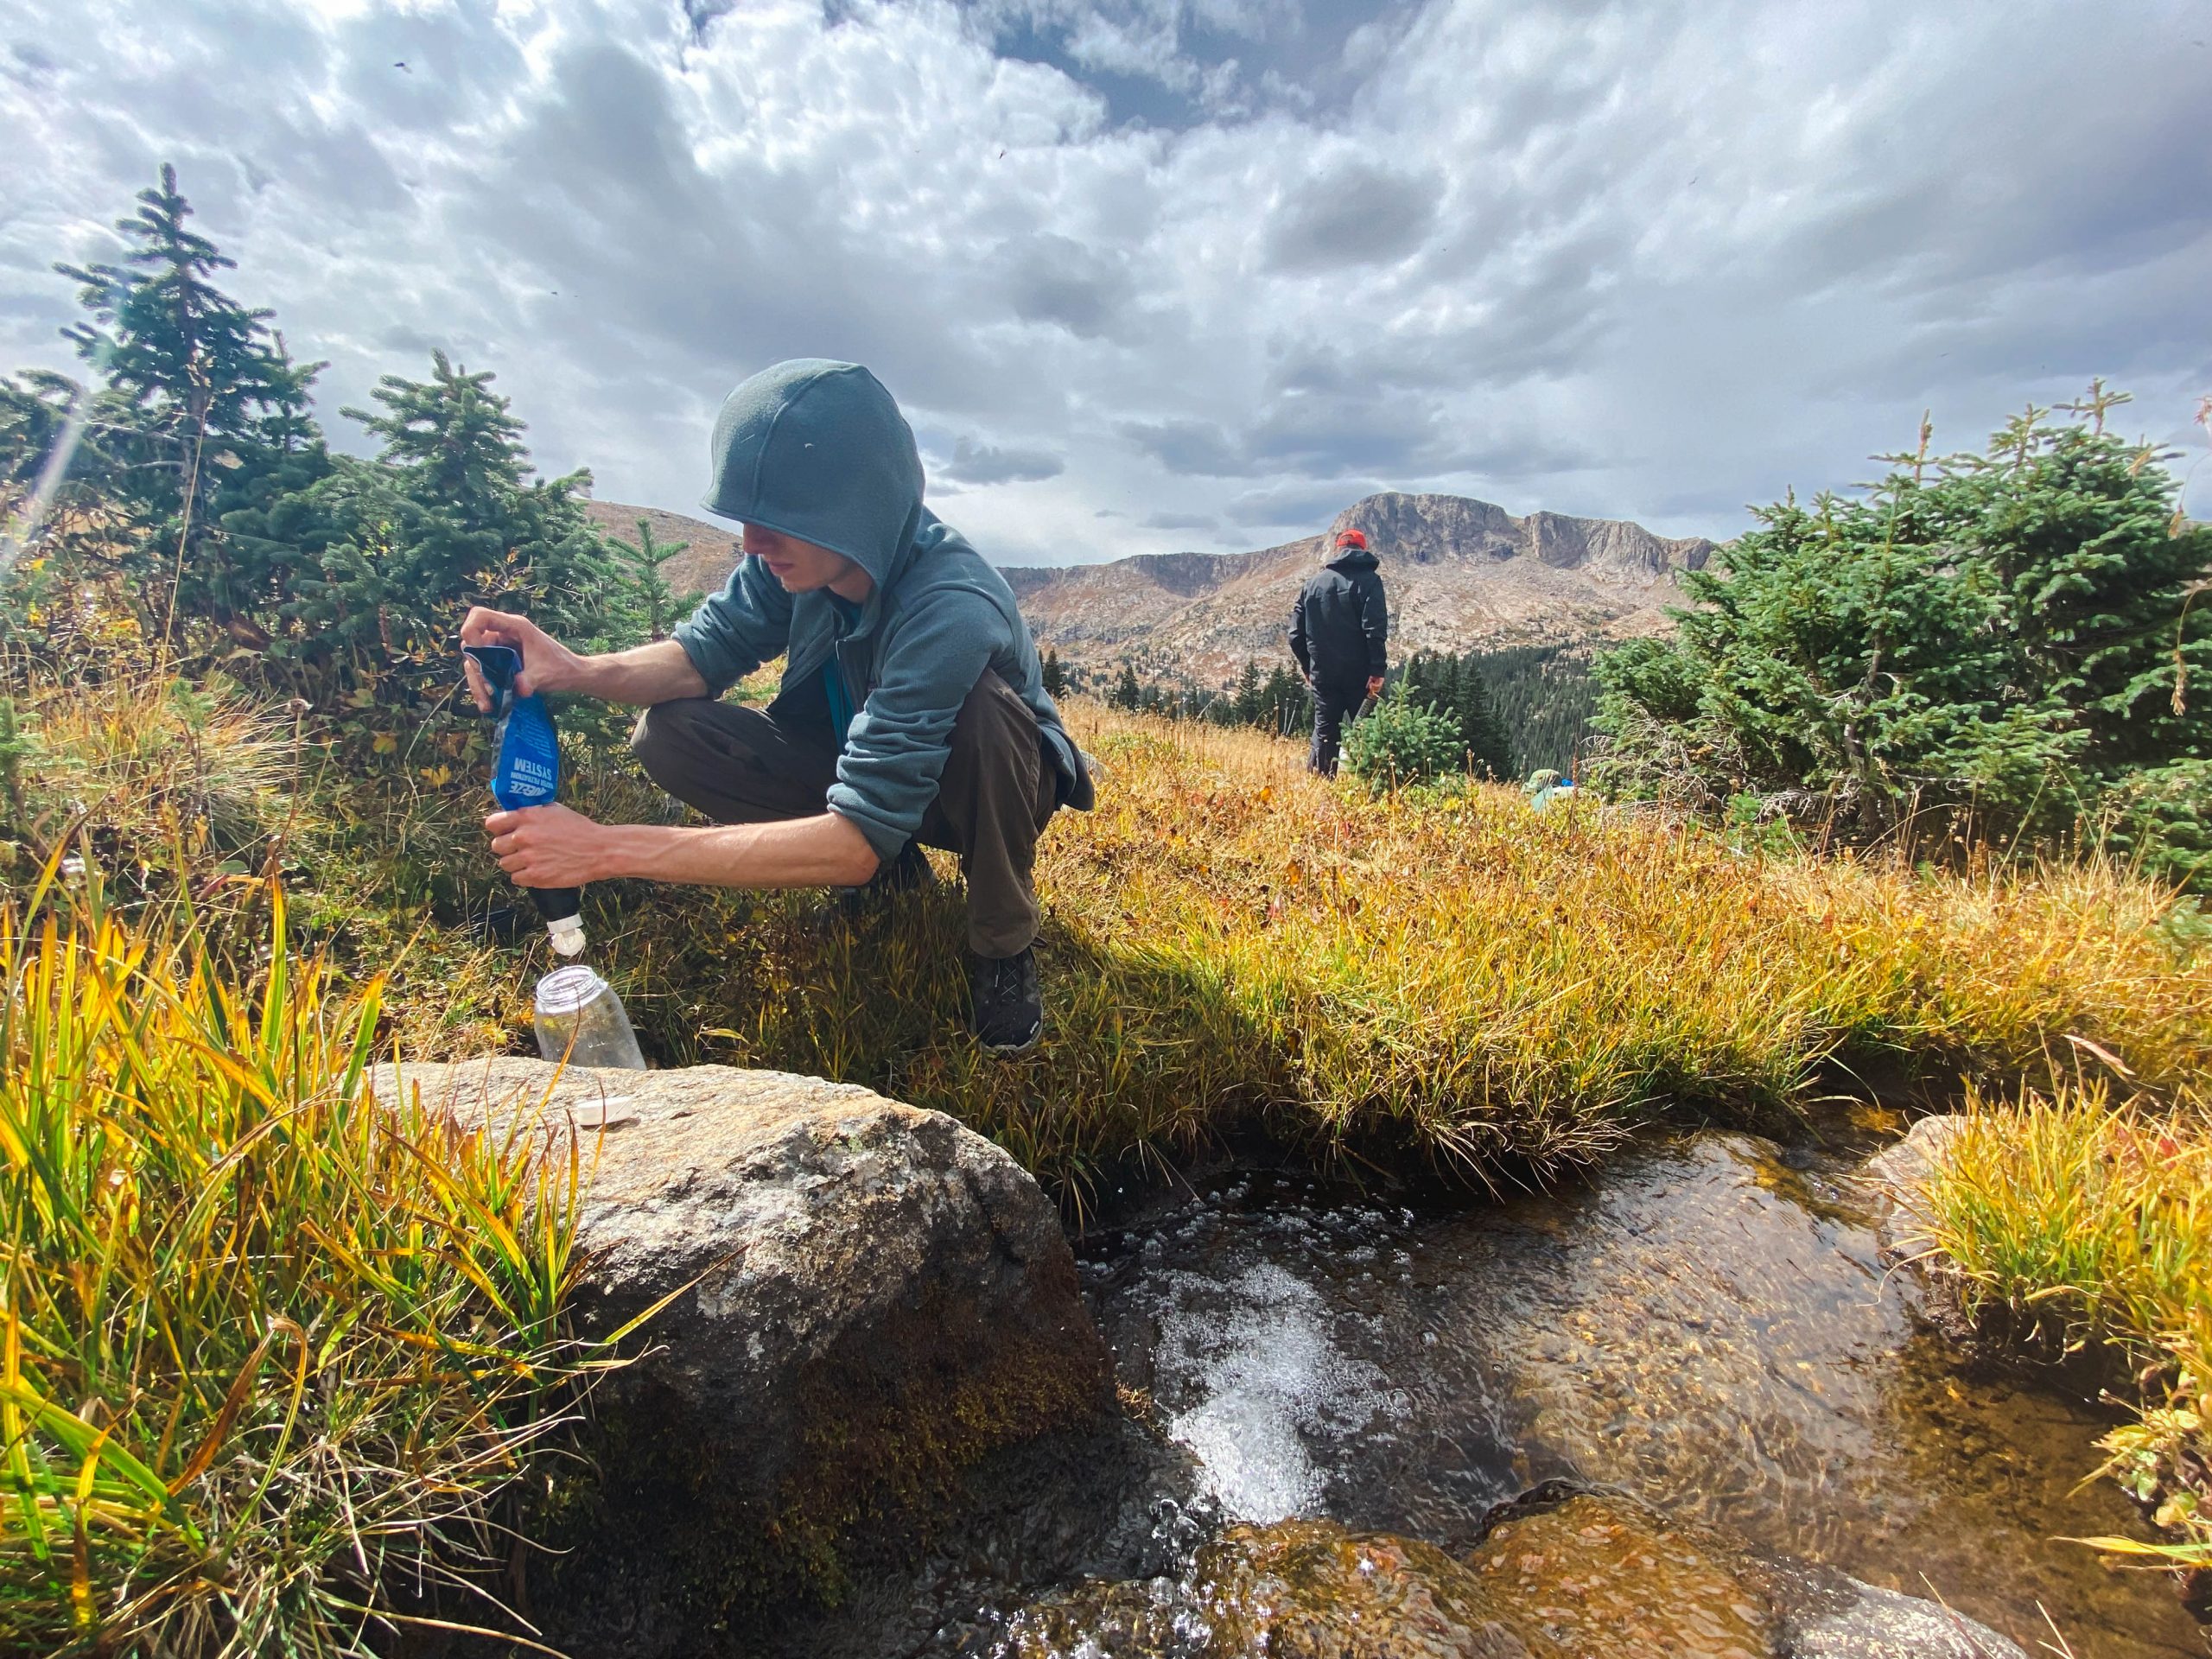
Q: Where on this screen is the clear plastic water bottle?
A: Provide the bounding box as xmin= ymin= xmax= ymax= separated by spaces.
xmin=532 ymin=965 xmax=646 ymax=1070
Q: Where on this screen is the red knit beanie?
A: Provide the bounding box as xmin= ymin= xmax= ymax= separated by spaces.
xmin=1334 ymin=528 xmax=1368 ymax=550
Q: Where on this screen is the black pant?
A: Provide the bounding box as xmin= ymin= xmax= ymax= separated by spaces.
xmin=1308 ymin=681 xmax=1367 ymax=776
xmin=629 ymin=671 xmax=1058 ymax=957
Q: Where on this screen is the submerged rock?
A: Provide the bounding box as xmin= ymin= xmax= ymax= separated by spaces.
xmin=984 ymin=1519 xmax=1538 ymax=1658
xmin=970 ymin=1492 xmax=2027 ymax=1658
xmin=1863 ymin=1113 xmax=1967 ymax=1268
xmin=376 ymin=1058 xmax=1115 ymax=1656
xmin=1465 ymin=1488 xmax=2026 ymax=1658
xmin=1861 ymin=1113 xmax=1986 ymax=1345
xmin=1463 ymin=1489 xmax=1771 ymax=1656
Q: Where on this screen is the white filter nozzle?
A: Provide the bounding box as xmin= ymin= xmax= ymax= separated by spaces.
xmin=548 ymin=914 xmax=587 ymax=957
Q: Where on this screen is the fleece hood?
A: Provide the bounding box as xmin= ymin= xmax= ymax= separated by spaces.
xmin=700 ymin=359 xmax=924 ymax=584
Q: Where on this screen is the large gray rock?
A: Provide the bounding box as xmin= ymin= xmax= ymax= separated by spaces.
xmin=374 ymin=1058 xmax=1115 ymax=1653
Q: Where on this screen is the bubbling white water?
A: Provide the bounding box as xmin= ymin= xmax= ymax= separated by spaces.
xmin=1150 ymin=1261 xmax=1392 ymax=1523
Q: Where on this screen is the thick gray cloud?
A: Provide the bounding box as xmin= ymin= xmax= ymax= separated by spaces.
xmin=1119 ymin=416 xmax=1250 ymax=474
xmin=939 ymin=435 xmax=1068 ymax=484
xmin=1262 ymin=156 xmax=1439 ymax=271
xmin=1230 ymin=476 xmax=1383 ymax=530
xmin=1001 ymin=232 xmax=1135 ymax=338
xmin=1 ymin=0 xmax=2206 ymax=568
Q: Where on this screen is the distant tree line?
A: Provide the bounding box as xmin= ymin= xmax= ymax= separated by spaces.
xmin=1102 ymin=657 xmax=1313 ymax=735
xmin=1463 ymin=645 xmax=1599 ymax=775
xmin=1084 ymin=639 xmax=1599 ymax=782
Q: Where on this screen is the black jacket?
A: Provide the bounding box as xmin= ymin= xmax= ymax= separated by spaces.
xmin=1289 ymin=547 xmax=1388 ymax=687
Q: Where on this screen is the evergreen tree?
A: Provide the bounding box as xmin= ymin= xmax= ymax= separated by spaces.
xmin=1230 ymin=658 xmax=1263 ymax=725
xmin=1040 ymin=646 xmax=1068 ymax=698
xmin=48 ymin=164 xmax=324 ymax=639
xmin=607 ymin=518 xmax=700 ymax=641
xmin=1260 ymin=664 xmax=1308 ymax=737
xmin=297 ymin=353 xmax=627 ymax=690
xmin=1111 ymin=662 xmax=1141 ymax=710
xmin=1452 ymin=660 xmax=1515 ymax=781
xmin=0 ymin=370 xmax=82 ymax=498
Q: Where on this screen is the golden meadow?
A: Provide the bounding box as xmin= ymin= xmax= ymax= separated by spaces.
xmin=3 ymin=669 xmax=2209 ymax=1645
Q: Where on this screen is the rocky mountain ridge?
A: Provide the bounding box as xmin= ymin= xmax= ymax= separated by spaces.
xmin=1001 ymin=492 xmax=1715 ymax=685
xmin=585 ymin=492 xmax=1718 ymax=687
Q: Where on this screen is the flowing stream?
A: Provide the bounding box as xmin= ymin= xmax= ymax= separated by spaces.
xmin=939 ymin=1111 xmax=2204 ymax=1657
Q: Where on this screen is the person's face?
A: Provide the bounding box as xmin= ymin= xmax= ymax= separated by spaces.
xmin=744 ymin=524 xmax=860 ymax=594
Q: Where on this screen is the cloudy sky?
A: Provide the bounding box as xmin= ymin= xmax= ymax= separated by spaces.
xmin=3 ymin=0 xmax=2208 ymax=565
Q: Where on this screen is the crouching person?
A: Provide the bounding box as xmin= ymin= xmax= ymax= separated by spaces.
xmin=461 ymin=359 xmax=1092 ymax=1054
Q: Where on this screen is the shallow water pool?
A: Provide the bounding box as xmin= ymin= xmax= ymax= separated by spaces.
xmin=1071 ymin=1127 xmax=2203 ymax=1657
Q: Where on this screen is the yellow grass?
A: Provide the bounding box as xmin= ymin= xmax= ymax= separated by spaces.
xmin=587 ymin=703 xmax=2212 ymax=1202
xmin=0 ymin=874 xmax=592 ymax=1656
xmin=1922 ymin=1083 xmax=2212 ymax=1570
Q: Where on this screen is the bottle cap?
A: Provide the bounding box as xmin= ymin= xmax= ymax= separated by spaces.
xmin=535 ymin=963 xmax=608 ymax=1017
xmin=547 ymin=913 xmax=587 ymax=957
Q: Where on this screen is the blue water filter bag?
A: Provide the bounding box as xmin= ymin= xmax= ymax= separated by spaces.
xmin=465 ymin=643 xmax=586 ymax=957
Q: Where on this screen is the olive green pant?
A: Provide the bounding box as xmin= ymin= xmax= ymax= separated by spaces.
xmin=628 ymin=672 xmax=1058 ymax=958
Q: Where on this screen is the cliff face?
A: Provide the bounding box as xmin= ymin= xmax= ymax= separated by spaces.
xmin=586 ymin=491 xmax=1716 ymax=687
xmin=1004 ymin=492 xmax=1715 ymax=684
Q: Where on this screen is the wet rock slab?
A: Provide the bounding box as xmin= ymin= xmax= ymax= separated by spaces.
xmin=1465 ymin=1490 xmax=2025 ymax=1659
xmin=976 ymin=1491 xmax=2026 ymax=1658
xmin=983 ymin=1519 xmax=1536 ymax=1659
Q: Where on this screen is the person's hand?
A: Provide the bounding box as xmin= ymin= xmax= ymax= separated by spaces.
xmin=486 ymin=803 xmax=611 ymax=887
xmin=1366 ymin=675 xmax=1386 ymax=698
xmin=461 ymin=607 xmax=580 ymax=713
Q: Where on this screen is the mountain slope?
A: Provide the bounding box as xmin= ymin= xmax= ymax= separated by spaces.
xmin=1003 ymin=493 xmax=1714 ymax=685
xmin=581 ymin=500 xmax=740 ymax=601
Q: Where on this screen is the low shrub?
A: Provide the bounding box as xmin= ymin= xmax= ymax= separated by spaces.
xmin=2101 ymin=760 xmax=2212 ymax=893
xmin=1342 ymin=696 xmax=1464 ymax=791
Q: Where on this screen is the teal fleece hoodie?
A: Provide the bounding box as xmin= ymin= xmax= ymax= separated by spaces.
xmin=672 ymin=359 xmax=1092 ymax=861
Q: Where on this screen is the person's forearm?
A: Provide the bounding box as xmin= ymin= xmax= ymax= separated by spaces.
xmin=593 ymin=810 xmax=881 ymax=888
xmin=560 ymin=639 xmax=710 ymax=707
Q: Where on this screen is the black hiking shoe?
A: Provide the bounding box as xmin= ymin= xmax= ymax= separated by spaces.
xmin=837 ymin=841 xmax=935 ymax=919
xmin=969 ymin=945 xmax=1042 ymax=1056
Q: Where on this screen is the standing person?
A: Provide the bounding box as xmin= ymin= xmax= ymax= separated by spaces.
xmin=461 ymin=359 xmax=1092 ymax=1056
xmin=1288 ymin=527 xmax=1389 ymax=775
